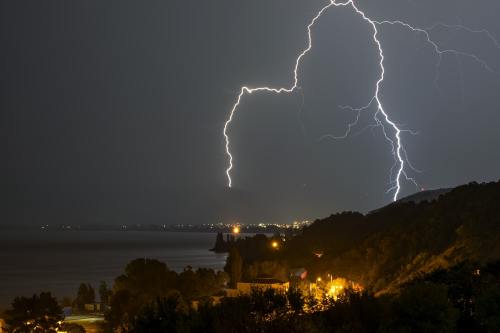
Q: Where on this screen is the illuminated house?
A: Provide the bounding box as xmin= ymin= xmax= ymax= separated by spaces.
xmin=231 ymin=278 xmax=289 ymax=296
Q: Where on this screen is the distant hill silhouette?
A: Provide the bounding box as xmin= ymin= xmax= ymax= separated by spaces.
xmin=396 ymin=188 xmax=452 ymax=204
xmin=369 ymin=188 xmax=453 ymax=214
xmin=281 ymin=180 xmax=500 ymax=294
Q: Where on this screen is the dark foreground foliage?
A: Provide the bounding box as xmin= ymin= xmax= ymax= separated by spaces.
xmin=4 ymin=292 xmax=63 ymax=332
xmin=103 ymin=258 xmax=228 ymax=332
xmin=102 ymin=261 xmax=500 ymax=333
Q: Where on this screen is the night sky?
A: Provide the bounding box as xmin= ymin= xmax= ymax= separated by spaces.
xmin=2 ymin=0 xmax=500 ymax=225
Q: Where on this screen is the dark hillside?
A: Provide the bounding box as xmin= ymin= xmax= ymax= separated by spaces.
xmin=282 ymin=181 xmax=500 ymax=293
xmin=396 ymin=188 xmax=452 ymax=204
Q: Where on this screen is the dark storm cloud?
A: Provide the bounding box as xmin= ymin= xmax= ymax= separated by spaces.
xmin=2 ymin=0 xmax=499 ymax=225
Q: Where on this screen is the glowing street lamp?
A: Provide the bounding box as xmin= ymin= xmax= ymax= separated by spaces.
xmin=271 ymin=241 xmax=279 ymax=249
xmin=232 ymin=226 xmax=240 ymax=234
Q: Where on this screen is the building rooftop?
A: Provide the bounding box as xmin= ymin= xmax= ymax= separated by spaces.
xmin=247 ymin=278 xmax=286 ymax=284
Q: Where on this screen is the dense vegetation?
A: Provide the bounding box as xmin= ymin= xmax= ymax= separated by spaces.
xmin=4 ymin=292 xmax=85 ymax=333
xmin=104 ymin=259 xmax=227 ymax=331
xmin=4 ymin=292 xmax=63 ymax=332
xmin=279 ymin=181 xmax=500 ymax=293
xmin=5 ymin=260 xmax=499 ymax=333
xmin=115 ymin=261 xmax=500 ymax=333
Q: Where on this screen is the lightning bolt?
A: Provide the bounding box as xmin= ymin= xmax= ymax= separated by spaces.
xmin=223 ymin=0 xmax=497 ymax=201
xmin=427 ymin=22 xmax=500 ymax=50
xmin=223 ymin=1 xmax=336 ymax=188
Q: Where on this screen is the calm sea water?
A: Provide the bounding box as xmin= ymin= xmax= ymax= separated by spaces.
xmin=0 ymin=231 xmax=227 ymax=307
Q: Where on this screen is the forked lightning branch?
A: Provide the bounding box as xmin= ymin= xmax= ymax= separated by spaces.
xmin=223 ymin=0 xmax=498 ymax=201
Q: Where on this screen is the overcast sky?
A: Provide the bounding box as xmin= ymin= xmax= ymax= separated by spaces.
xmin=2 ymin=0 xmax=500 ymax=225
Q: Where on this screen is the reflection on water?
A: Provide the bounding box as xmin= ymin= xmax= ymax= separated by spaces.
xmin=0 ymin=231 xmax=227 ymax=307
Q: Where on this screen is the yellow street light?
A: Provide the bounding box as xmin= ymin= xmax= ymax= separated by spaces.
xmin=271 ymin=241 xmax=279 ymax=249
xmin=232 ymin=226 xmax=240 ymax=234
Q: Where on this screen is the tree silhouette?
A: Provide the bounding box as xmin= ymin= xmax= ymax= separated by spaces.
xmin=225 ymin=247 xmax=242 ymax=288
xmin=6 ymin=292 xmax=63 ymax=333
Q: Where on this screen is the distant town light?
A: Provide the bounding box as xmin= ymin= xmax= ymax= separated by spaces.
xmin=232 ymin=226 xmax=240 ymax=234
